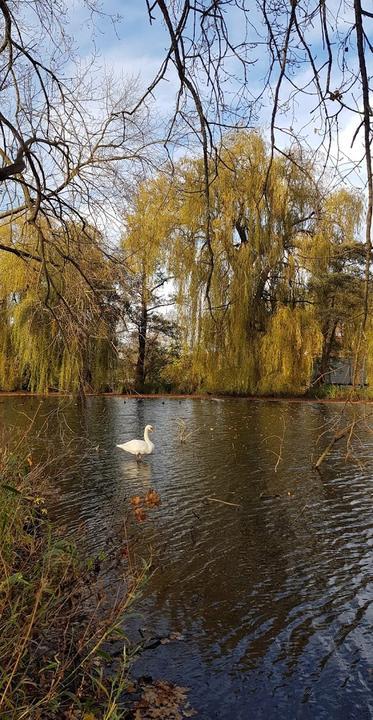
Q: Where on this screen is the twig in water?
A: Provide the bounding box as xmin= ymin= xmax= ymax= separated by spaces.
xmin=205 ymin=496 xmax=241 ymax=507
xmin=314 ymin=420 xmax=356 ymax=469
xmin=262 ymin=412 xmax=286 ymax=472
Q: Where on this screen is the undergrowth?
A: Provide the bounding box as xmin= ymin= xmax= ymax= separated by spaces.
xmin=0 ymin=447 xmax=149 ymax=720
xmin=307 ymin=384 xmax=373 ymax=401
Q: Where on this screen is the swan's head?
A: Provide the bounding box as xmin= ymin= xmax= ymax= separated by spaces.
xmin=145 ymin=424 xmax=154 ymax=433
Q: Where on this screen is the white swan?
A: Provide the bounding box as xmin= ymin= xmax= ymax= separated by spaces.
xmin=117 ymin=425 xmax=154 ymax=462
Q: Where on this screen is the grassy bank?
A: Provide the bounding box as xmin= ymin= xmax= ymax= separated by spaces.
xmin=306 ymin=384 xmax=373 ymax=401
xmin=0 ymin=447 xmax=148 ymax=720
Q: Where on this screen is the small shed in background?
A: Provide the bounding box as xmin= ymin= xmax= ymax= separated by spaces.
xmin=314 ymin=358 xmax=367 ymax=386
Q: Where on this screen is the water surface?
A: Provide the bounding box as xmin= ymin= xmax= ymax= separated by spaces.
xmin=1 ymin=397 xmax=372 ymax=719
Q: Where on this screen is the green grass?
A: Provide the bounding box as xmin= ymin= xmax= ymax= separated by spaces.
xmin=0 ymin=447 xmax=148 ymax=720
xmin=307 ymin=384 xmax=373 ymax=401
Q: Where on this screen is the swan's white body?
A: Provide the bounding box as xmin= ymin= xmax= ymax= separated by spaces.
xmin=117 ymin=424 xmax=154 ymax=461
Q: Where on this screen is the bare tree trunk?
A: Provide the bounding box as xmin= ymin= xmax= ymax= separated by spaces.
xmin=135 ymin=292 xmax=148 ymax=393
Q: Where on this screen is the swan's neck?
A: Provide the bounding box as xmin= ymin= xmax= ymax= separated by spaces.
xmin=144 ymin=427 xmax=151 ymax=445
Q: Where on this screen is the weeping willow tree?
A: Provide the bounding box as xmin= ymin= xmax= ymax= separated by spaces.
xmin=154 ymin=132 xmax=323 ymax=393
xmin=127 ymin=132 xmax=366 ymax=395
xmin=121 ymin=178 xmax=176 ymax=392
xmin=3 ymin=133 xmax=364 ymax=396
xmin=301 ymin=189 xmax=367 ymax=385
xmin=0 ymin=219 xmax=119 ymax=393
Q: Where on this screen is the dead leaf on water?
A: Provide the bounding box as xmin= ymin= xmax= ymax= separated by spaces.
xmin=133 ymin=679 xmax=196 ymax=719
xmin=145 ymin=489 xmax=161 ymax=507
xmin=134 ymin=507 xmax=147 ymax=523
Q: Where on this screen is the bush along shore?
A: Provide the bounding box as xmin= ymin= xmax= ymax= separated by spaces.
xmin=0 ymin=447 xmax=151 ymax=720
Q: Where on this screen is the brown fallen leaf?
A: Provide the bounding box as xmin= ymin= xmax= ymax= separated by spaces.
xmin=134 ymin=507 xmax=147 ymax=523
xmin=145 ymin=489 xmax=161 ymax=507
xmin=131 ymin=495 xmax=143 ymax=507
xmin=133 ymin=679 xmax=195 ymax=719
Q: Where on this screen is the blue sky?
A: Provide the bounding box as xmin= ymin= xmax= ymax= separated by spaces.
xmin=62 ymin=1 xmax=369 ymax=191
xmin=67 ymin=2 xmax=171 ymax=83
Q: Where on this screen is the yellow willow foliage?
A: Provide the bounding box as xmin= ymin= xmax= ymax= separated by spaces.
xmin=52 ymin=256 xmax=118 ymax=393
xmin=119 ymin=130 xmax=365 ymax=395
xmin=301 ymin=188 xmax=363 ymax=275
xmin=324 ymin=189 xmax=363 ymax=242
xmin=258 ymin=307 xmax=322 ymax=394
xmin=11 ymin=293 xmax=59 ymax=392
xmin=188 ymin=336 xmax=261 ymax=394
xmin=0 ymin=300 xmax=20 ymax=390
xmin=0 ymin=246 xmax=42 ymax=389
xmin=365 ymin=322 xmax=373 ymax=386
xmin=161 ymin=345 xmax=202 ymax=393
xmin=0 ymin=219 xmax=118 ymax=392
xmin=161 ymin=135 xmax=320 ymax=392
xmin=11 ymin=290 xmax=117 ymax=394
xmin=58 ymin=346 xmax=80 ymax=392
xmin=58 ymin=333 xmax=116 ymax=393
xmin=345 ymin=309 xmax=373 ymax=387
xmin=122 ymin=133 xmax=322 ymax=392
xmin=0 ymin=253 xmax=33 ymax=298
xmin=183 ymin=306 xmax=321 ymax=395
xmin=123 ymin=176 xmax=176 ymax=274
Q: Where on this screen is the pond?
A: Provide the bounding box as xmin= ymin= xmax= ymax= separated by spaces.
xmin=1 ymin=396 xmax=372 ymax=719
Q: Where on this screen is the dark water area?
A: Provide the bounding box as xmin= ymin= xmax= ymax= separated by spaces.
xmin=1 ymin=396 xmax=372 ymax=719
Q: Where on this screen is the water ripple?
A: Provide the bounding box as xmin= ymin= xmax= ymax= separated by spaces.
xmin=0 ymin=396 xmax=372 ymax=719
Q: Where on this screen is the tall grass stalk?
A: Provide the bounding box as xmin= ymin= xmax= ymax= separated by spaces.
xmin=0 ymin=446 xmax=148 ymax=719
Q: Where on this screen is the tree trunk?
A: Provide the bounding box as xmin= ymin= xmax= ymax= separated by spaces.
xmin=317 ymin=320 xmax=338 ymax=384
xmin=135 ymin=298 xmax=148 ymax=393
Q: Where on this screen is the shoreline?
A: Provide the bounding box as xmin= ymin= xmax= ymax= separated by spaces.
xmin=0 ymin=391 xmax=371 ymax=405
